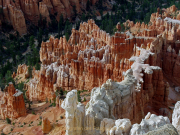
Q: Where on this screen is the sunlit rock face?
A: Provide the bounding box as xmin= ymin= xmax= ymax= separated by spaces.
xmin=18 ymin=5 xmax=180 ymax=134
xmin=100 ymin=118 xmax=132 ymax=135
xmin=0 ymin=83 xmax=26 ymax=119
xmin=172 ymin=101 xmax=180 ymax=134
xmin=130 ymin=112 xmax=170 ymax=135
xmin=61 ymin=90 xmax=85 ymax=135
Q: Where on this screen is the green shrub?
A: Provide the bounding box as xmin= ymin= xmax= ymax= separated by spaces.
xmin=84 ymin=97 xmax=86 ymax=102
xmin=6 ymin=118 xmax=11 ymax=124
xmin=38 ymin=121 xmax=42 ymax=126
xmin=32 ymin=111 xmax=35 ymax=115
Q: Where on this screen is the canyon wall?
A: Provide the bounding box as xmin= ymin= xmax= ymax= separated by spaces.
xmin=0 ymin=0 xmax=111 ymax=35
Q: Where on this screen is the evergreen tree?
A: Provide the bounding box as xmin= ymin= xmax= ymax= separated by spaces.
xmin=38 ymin=28 xmax=43 ymax=48
xmin=86 ymin=0 xmax=90 ymax=11
xmin=29 ymin=36 xmax=34 ymax=50
xmin=77 ymin=91 xmax=81 ymax=102
xmin=81 ymin=13 xmax=86 ymax=22
xmin=58 ymin=14 xmax=64 ymax=38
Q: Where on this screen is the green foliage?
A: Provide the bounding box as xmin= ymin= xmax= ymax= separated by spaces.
xmin=32 ymin=111 xmax=35 ymax=115
xmin=83 ymin=97 xmax=86 ymax=102
xmin=38 ymin=28 xmax=43 ymax=48
xmin=52 ymin=98 xmax=56 ymax=107
xmin=29 ymin=36 xmax=34 ymax=50
xmin=86 ymin=0 xmax=91 ymax=11
xmin=28 ymin=66 xmax=32 ymax=78
xmin=77 ymin=91 xmax=81 ymax=102
xmin=38 ymin=121 xmax=42 ymax=126
xmin=35 ymin=63 xmax=41 ymax=70
xmin=6 ymin=118 xmax=11 ymax=124
xmin=72 ymin=5 xmax=77 ymax=20
xmin=65 ymin=32 xmax=69 ymax=41
xmin=58 ymin=14 xmax=64 ymax=38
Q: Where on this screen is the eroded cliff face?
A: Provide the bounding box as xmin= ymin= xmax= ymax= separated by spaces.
xmin=0 ymin=0 xmax=110 ymax=35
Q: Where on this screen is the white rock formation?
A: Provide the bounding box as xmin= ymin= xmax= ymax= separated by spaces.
xmin=100 ymin=118 xmax=132 ymax=135
xmin=130 ymin=112 xmax=170 ymax=135
xmin=172 ymin=101 xmax=180 ymax=134
xmin=61 ymin=90 xmax=85 ymax=135
xmin=85 ymin=69 xmax=137 ymax=127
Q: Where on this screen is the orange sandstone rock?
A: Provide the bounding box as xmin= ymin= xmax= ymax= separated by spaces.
xmin=42 ymin=117 xmax=52 ymax=134
xmin=0 ymin=83 xmax=26 ymax=119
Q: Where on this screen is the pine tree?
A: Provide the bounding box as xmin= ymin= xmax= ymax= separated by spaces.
xmin=38 ymin=28 xmax=43 ymax=48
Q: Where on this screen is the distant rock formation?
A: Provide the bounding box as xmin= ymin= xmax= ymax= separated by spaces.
xmin=0 ymin=0 xmax=112 ymax=35
xmin=0 ymin=83 xmax=26 ymax=119
xmin=16 ymin=64 xmax=29 ymax=78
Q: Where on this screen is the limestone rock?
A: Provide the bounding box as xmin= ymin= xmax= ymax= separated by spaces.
xmin=144 ymin=124 xmax=179 ymax=135
xmin=172 ymin=101 xmax=180 ymax=134
xmin=130 ymin=112 xmax=170 ymax=135
xmin=100 ymin=118 xmax=131 ymax=135
xmin=61 ymin=90 xmax=85 ymax=135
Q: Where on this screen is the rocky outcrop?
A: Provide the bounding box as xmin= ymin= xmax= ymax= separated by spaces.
xmin=61 ymin=87 xmax=172 ymax=135
xmin=100 ymin=118 xmax=131 ymax=135
xmin=61 ymin=90 xmax=85 ymax=135
xmin=16 ymin=64 xmax=29 ymax=78
xmin=0 ymin=0 xmax=27 ymax=35
xmin=42 ymin=117 xmax=52 ymax=134
xmin=145 ymin=124 xmax=179 ymax=135
xmin=130 ymin=112 xmax=170 ymax=134
xmin=0 ymin=82 xmax=26 ymax=119
xmin=172 ymin=101 xmax=180 ymax=134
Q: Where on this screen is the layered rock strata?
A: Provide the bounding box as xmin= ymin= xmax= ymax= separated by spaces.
xmin=0 ymin=83 xmax=26 ymax=119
